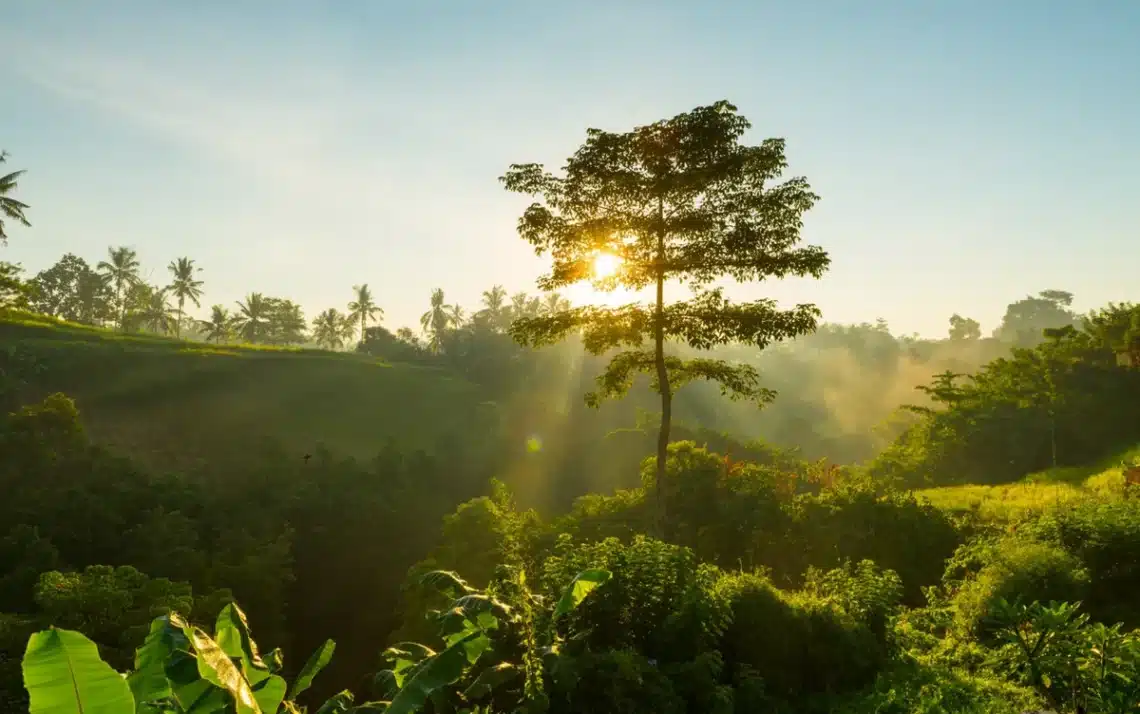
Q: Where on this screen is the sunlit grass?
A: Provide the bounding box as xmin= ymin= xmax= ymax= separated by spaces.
xmin=915 ymin=447 xmax=1138 ymax=523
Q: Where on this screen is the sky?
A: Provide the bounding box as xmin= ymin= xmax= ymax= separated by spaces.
xmin=2 ymin=0 xmax=1138 ymax=337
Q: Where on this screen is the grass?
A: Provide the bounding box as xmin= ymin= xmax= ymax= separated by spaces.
xmin=2 ymin=310 xmax=496 ymax=469
xmin=915 ymin=445 xmax=1139 ymax=523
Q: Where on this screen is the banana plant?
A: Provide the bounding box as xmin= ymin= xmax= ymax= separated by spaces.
xmin=21 ymin=602 xmax=340 ymax=714
xmin=372 ymin=567 xmax=612 ymax=714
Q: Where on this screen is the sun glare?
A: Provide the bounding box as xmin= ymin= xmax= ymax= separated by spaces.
xmin=592 ymin=251 xmax=621 ymax=280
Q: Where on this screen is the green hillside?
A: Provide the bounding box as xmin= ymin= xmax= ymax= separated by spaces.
xmin=1 ymin=311 xmax=497 ymax=468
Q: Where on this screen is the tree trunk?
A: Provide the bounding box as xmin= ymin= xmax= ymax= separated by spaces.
xmin=653 ymin=204 xmax=671 ymax=540
xmin=176 ymin=296 xmax=184 ymax=338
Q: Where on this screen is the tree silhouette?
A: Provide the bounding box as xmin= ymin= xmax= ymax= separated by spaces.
xmin=479 ymin=285 xmax=509 ymax=331
xmin=347 ymin=284 xmax=383 ymax=346
xmin=234 ymin=292 xmax=271 ymax=343
xmin=502 ymin=100 xmax=829 ymax=532
xmin=541 ymin=292 xmax=571 ymax=316
xmin=166 ymin=257 xmax=204 ymax=337
xmin=948 ymin=313 xmax=981 ymax=341
xmin=312 ymin=308 xmax=352 ymax=349
xmin=97 ymin=246 xmax=141 ymax=331
xmin=200 ymin=305 xmax=233 ymax=344
xmin=0 ymin=151 xmax=31 ymax=244
xmin=420 ymin=288 xmax=454 ymax=353
xmin=134 ymin=284 xmax=177 ymax=334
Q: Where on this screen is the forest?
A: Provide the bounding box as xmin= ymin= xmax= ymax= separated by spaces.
xmin=3 ymin=102 xmax=1140 ymax=714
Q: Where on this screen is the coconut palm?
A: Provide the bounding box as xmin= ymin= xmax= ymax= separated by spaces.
xmin=200 ymin=305 xmax=233 ymax=343
xmin=233 ymin=292 xmax=271 ymax=343
xmin=542 ymin=292 xmax=571 ymax=315
xmin=0 ymin=151 xmax=31 ymax=244
xmin=312 ymin=308 xmax=351 ymax=349
xmin=97 ymin=246 xmax=141 ymax=330
xmin=135 ymin=284 xmax=177 ymax=334
xmin=166 ymin=257 xmax=204 ymax=337
xmin=347 ymin=283 xmax=383 ymax=346
xmin=479 ymin=285 xmax=509 ymax=330
xmin=420 ymin=288 xmax=454 ymax=353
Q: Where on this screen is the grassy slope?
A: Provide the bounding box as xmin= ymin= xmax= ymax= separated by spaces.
xmin=915 ymin=444 xmax=1140 ymax=522
xmin=2 ymin=311 xmax=496 ymax=468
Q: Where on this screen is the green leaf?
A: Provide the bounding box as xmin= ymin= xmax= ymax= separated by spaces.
xmin=289 ymin=639 xmax=336 ymax=700
xmin=127 ymin=616 xmax=180 ymax=710
xmin=212 ymin=604 xmax=286 ymax=713
xmin=181 ymin=623 xmax=261 ymax=714
xmin=552 ymin=569 xmax=612 ymax=620
xmin=315 ymin=691 xmax=354 ymax=714
xmin=385 ymin=631 xmax=488 ymax=714
xmin=462 ymin=662 xmax=520 ymax=701
xmin=22 ymin=627 xmax=136 ymax=714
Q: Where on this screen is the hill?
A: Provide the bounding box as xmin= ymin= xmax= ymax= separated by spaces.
xmin=1 ymin=311 xmax=499 ymax=469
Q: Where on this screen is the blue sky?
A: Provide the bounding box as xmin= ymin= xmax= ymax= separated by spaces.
xmin=2 ymin=1 xmax=1137 ymax=337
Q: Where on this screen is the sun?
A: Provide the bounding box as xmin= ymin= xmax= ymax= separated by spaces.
xmin=592 ymin=251 xmax=622 ymax=280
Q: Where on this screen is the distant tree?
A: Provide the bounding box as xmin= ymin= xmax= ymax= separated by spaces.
xmin=995 ymin=290 xmax=1078 ymax=346
xmin=347 ymin=283 xmax=383 ymax=346
xmin=0 ymin=262 xmax=30 ymax=308
xmin=312 ymin=308 xmax=352 ymax=349
xmin=265 ymin=297 xmax=306 ymax=345
xmin=0 ymin=151 xmax=31 ymax=244
xmin=200 ymin=304 xmax=233 ymax=343
xmin=948 ymin=313 xmax=982 ymax=341
xmin=234 ymin=292 xmax=271 ymax=343
xmin=502 ymin=100 xmax=829 ymax=532
xmin=420 ymin=288 xmax=455 ymax=353
xmin=131 ymin=283 xmax=177 ymax=334
xmin=166 ymin=257 xmax=204 ymax=337
xmin=28 ymin=254 xmax=112 ymax=323
xmin=1084 ymin=302 xmax=1140 ymax=368
xmin=541 ymin=292 xmax=571 ymax=316
xmin=97 ymin=246 xmax=141 ymax=330
xmin=479 ymin=285 xmax=510 ymax=331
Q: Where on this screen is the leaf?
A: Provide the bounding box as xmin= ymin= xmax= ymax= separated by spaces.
xmin=315 ymin=691 xmax=354 ymax=714
xmin=552 ymin=569 xmax=612 ymax=621
xmin=385 ymin=631 xmax=488 ymax=714
xmin=289 ymin=639 xmax=336 ymax=700
xmin=22 ymin=627 xmax=136 ymax=714
xmin=181 ymin=623 xmax=262 ymax=714
xmin=127 ymin=616 xmax=180 ymax=709
xmin=212 ymin=605 xmax=286 ymax=713
xmin=419 ymin=570 xmax=475 ymax=598
xmin=462 ymin=662 xmax=520 ymax=701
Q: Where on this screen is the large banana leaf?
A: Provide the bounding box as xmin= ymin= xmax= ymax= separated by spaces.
xmin=128 ymin=617 xmax=179 ymax=709
xmin=289 ymin=639 xmax=336 ymax=700
xmin=181 ymin=623 xmax=262 ymax=714
xmin=384 ymin=630 xmax=488 ymax=714
xmin=552 ymin=569 xmax=612 ymax=621
xmin=22 ymin=627 xmax=136 ymax=714
xmin=213 ymin=604 xmax=287 ymax=713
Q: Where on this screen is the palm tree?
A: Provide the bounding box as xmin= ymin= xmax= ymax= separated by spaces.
xmin=97 ymin=246 xmax=141 ymax=330
xmin=200 ymin=305 xmax=233 ymax=343
xmin=135 ymin=284 xmax=177 ymax=334
xmin=347 ymin=284 xmax=383 ymax=346
xmin=0 ymin=151 xmax=31 ymax=244
xmin=312 ymin=308 xmax=351 ymax=349
xmin=234 ymin=292 xmax=271 ymax=343
xmin=166 ymin=257 xmax=204 ymax=337
xmin=480 ymin=285 xmax=509 ymax=331
xmin=420 ymin=288 xmax=454 ymax=353
xmin=542 ymin=292 xmax=571 ymax=315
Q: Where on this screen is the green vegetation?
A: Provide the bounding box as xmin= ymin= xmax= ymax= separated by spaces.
xmin=5 ymin=105 xmax=1140 ymax=713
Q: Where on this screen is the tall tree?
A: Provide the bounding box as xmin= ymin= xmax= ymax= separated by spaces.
xmin=132 ymin=284 xmax=177 ymax=334
xmin=347 ymin=284 xmax=383 ymax=346
xmin=994 ymin=290 xmax=1078 ymax=346
xmin=479 ymin=285 xmax=509 ymax=331
xmin=97 ymin=246 xmax=141 ymax=330
xmin=312 ymin=308 xmax=352 ymax=349
xmin=541 ymin=292 xmax=570 ymax=316
xmin=265 ymin=297 xmax=306 ymax=345
xmin=166 ymin=257 xmax=204 ymax=337
xmin=502 ymin=100 xmax=829 ymax=532
xmin=200 ymin=305 xmax=234 ymax=343
xmin=234 ymin=292 xmax=271 ymax=343
xmin=0 ymin=151 xmax=31 ymax=244
xmin=420 ymin=288 xmax=454 ymax=353
xmin=948 ymin=313 xmax=981 ymax=341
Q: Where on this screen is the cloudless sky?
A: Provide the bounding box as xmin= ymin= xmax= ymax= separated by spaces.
xmin=2 ymin=1 xmax=1138 ymax=337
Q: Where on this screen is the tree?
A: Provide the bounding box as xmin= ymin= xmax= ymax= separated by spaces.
xmin=28 ymin=254 xmax=111 ymax=323
xmin=541 ymin=292 xmax=571 ymax=316
xmin=166 ymin=257 xmax=204 ymax=337
xmin=0 ymin=151 xmax=31 ymax=244
xmin=0 ymin=261 xmax=30 ymax=308
xmin=97 ymin=246 xmax=141 ymax=330
xmin=502 ymin=100 xmax=829 ymax=532
xmin=948 ymin=313 xmax=981 ymax=341
xmin=312 ymin=308 xmax=352 ymax=349
xmin=265 ymin=297 xmax=307 ymax=345
xmin=200 ymin=304 xmax=233 ymax=343
xmin=347 ymin=284 xmax=383 ymax=347
xmin=234 ymin=292 xmax=271 ymax=343
xmin=421 ymin=288 xmax=455 ymax=353
xmin=131 ymin=283 xmax=177 ymax=334
xmin=995 ymin=290 xmax=1077 ymax=347
xmin=479 ymin=285 xmax=510 ymax=331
